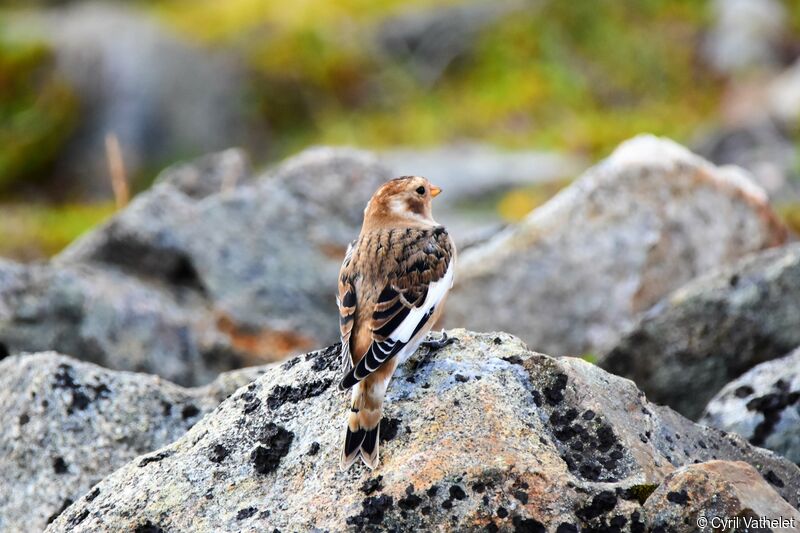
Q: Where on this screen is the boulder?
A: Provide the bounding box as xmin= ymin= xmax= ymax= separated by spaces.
xmin=47 ymin=330 xmax=800 ymax=532
xmin=703 ymin=0 xmax=787 ymax=75
xmin=701 ymin=347 xmax=800 ymax=464
xmin=1 ymin=147 xmax=391 ymax=384
xmin=602 ymin=243 xmax=800 ymax=420
xmin=643 ymin=461 xmax=800 ymax=533
xmin=0 ymin=352 xmax=266 ymax=532
xmin=445 ymin=135 xmax=786 ymax=357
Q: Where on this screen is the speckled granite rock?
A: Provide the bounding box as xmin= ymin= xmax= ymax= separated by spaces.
xmin=0 ymin=352 xmax=270 ymax=532
xmin=47 ymin=330 xmax=800 ymax=532
xmin=602 ymin=243 xmax=800 ymax=420
xmin=643 ymin=461 xmax=800 ymax=533
xmin=701 ymin=347 xmax=800 ymax=464
xmin=445 ymin=135 xmax=786 ymax=357
xmin=1 ymin=147 xmax=390 ymax=385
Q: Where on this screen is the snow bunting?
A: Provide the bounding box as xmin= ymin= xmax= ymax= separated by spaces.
xmin=337 ymin=175 xmax=456 ymax=470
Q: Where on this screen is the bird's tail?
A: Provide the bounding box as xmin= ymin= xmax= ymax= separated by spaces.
xmin=341 ymin=383 xmax=382 ymax=470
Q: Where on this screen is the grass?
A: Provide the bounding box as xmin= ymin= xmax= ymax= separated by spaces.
xmin=0 ymin=203 xmax=117 ymax=261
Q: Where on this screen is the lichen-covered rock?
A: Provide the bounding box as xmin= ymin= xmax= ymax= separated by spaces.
xmin=602 ymin=243 xmax=800 ymax=420
xmin=47 ymin=330 xmax=799 ymax=532
xmin=0 ymin=352 xmax=262 ymax=532
xmin=445 ymin=135 xmax=786 ymax=357
xmin=1 ymin=147 xmax=390 ymax=384
xmin=701 ymin=347 xmax=800 ymax=464
xmin=643 ymin=461 xmax=800 ymax=533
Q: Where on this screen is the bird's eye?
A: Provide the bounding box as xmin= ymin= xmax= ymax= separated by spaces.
xmin=415 ymin=186 xmax=426 ymax=195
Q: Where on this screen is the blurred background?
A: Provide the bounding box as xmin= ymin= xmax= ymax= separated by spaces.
xmin=1 ymin=0 xmax=799 ymax=260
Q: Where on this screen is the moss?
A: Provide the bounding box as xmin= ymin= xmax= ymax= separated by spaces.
xmin=776 ymin=203 xmax=800 ymax=236
xmin=626 ymin=483 xmax=659 ymax=505
xmin=0 ymin=202 xmax=116 ymax=261
xmin=0 ymin=35 xmax=78 ymax=192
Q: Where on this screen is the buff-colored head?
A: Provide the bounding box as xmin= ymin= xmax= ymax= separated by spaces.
xmin=363 ymin=175 xmax=442 ymax=227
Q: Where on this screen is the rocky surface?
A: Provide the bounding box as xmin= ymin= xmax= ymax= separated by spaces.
xmin=445 ymin=135 xmax=786 ymax=357
xmin=0 ymin=147 xmax=390 ymax=385
xmin=0 ymin=352 xmax=267 ymax=532
xmin=643 ymin=461 xmax=800 ymax=533
xmin=47 ymin=330 xmax=800 ymax=532
xmin=701 ymin=347 xmax=800 ymax=464
xmin=602 ymin=243 xmax=800 ymax=420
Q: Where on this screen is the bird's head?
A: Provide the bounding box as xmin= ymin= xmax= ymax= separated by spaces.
xmin=364 ymin=175 xmax=442 ymax=226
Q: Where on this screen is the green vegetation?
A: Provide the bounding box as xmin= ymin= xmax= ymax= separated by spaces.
xmin=0 ymin=35 xmax=78 ymax=192
xmin=0 ymin=203 xmax=116 ymax=260
xmin=153 ymin=0 xmax=721 ymax=159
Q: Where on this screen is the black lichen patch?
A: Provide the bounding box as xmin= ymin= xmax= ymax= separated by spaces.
xmin=630 ymin=511 xmax=645 ymax=533
xmin=18 ymin=413 xmax=29 ymax=426
xmin=556 ymin=523 xmax=578 ymax=533
xmin=497 ymin=507 xmax=509 ymax=518
xmin=346 ymin=495 xmax=394 ymax=528
xmin=666 ymin=490 xmax=689 ymax=505
xmin=282 ymin=356 xmax=301 ymax=370
xmin=251 ymin=423 xmax=294 ymax=474
xmin=398 ymin=485 xmax=423 ymax=510
xmin=361 ymin=475 xmax=384 ymax=495
xmin=734 ymin=385 xmax=754 ymax=398
xmin=547 ymin=406 xmax=628 ymax=482
xmin=266 ymin=379 xmax=333 ymax=410
xmin=543 ymin=373 xmax=568 ymax=405
xmin=512 ymin=516 xmax=545 ymax=533
xmin=85 ymin=487 xmax=100 ymax=502
xmin=134 ymin=521 xmax=165 ymax=533
xmin=764 ymin=470 xmax=784 ymax=488
xmin=236 ymin=507 xmax=258 ymax=520
xmin=138 ymin=450 xmax=174 ymax=467
xmin=306 ymin=342 xmax=341 ymax=372
xmin=181 ymin=404 xmax=200 ymax=419
xmin=576 ymin=491 xmax=617 ymax=522
xmin=449 ymin=485 xmax=467 ymax=500
xmin=307 ymin=442 xmax=320 ymax=455
xmin=454 ymin=374 xmax=469 ymax=383
xmin=53 ymin=456 xmax=68 ymax=474
xmin=209 ymin=444 xmax=229 ymax=463
xmin=380 ymin=417 xmax=401 ymax=442
xmin=513 ymin=490 xmax=529 ymax=505
xmin=746 ymin=389 xmax=800 ymax=446
xmin=243 ymin=396 xmax=261 ymax=414
xmin=52 ymin=364 xmax=103 ymax=414
xmin=46 ymin=498 xmax=73 ymax=524
xmin=502 ymin=355 xmax=524 ymax=365
xmin=0 ymin=342 xmax=9 ymax=359
xmin=66 ymin=508 xmax=90 ymax=528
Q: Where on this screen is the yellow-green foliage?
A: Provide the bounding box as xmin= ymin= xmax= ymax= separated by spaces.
xmin=0 ymin=35 xmax=78 ymax=192
xmin=153 ymin=0 xmax=720 ymax=158
xmin=777 ymin=202 xmax=800 ymax=237
xmin=0 ymin=203 xmax=116 ymax=260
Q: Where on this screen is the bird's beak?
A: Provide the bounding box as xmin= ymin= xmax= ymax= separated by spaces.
xmin=430 ymin=185 xmax=442 ymax=198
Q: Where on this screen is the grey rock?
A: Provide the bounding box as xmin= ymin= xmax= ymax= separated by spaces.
xmin=445 ymin=135 xmax=786 ymax=358
xmin=703 ymin=0 xmax=787 ymax=75
xmin=0 ymin=352 xmax=258 ymax=532
xmin=602 ymin=243 xmax=800 ymax=420
xmin=1 ymin=147 xmax=391 ymax=384
xmin=701 ymin=347 xmax=800 ymax=464
xmin=8 ymin=3 xmax=256 ymax=198
xmin=643 ymin=460 xmax=800 ymax=533
xmin=47 ymin=330 xmax=800 ymax=532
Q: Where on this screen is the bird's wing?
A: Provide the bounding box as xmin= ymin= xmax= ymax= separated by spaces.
xmin=339 ymin=227 xmax=454 ymax=390
xmin=337 ymin=241 xmax=357 ymax=374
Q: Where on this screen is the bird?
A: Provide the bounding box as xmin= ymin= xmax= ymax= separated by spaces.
xmin=337 ymin=175 xmax=456 ymax=470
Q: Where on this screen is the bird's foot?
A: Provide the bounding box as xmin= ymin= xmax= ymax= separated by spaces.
xmin=421 ymin=330 xmax=458 ymax=352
